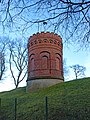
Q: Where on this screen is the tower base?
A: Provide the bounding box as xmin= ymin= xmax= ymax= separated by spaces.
xmin=26 ymin=78 xmax=64 ymax=92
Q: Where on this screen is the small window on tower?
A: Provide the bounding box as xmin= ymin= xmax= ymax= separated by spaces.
xmin=44 ymin=39 xmax=47 ymax=42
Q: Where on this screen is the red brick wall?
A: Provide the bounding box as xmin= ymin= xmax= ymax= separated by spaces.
xmin=28 ymin=32 xmax=63 ymax=80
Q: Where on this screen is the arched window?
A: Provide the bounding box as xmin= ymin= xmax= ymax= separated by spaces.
xmin=55 ymin=53 xmax=61 ymax=70
xmin=56 ymin=57 xmax=60 ymax=70
xmin=31 ymin=58 xmax=34 ymax=71
xmin=40 ymin=51 xmax=50 ymax=69
xmin=29 ymin=54 xmax=35 ymax=71
xmin=42 ymin=56 xmax=48 ymax=69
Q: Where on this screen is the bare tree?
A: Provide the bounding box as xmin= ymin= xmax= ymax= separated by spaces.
xmin=9 ymin=39 xmax=27 ymax=88
xmin=0 ymin=52 xmax=5 ymax=80
xmin=70 ymin=64 xmax=86 ymax=79
xmin=0 ymin=36 xmax=9 ymax=80
xmin=0 ymin=0 xmax=90 ymax=48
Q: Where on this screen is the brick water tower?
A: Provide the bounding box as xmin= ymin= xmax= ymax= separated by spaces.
xmin=27 ymin=32 xmax=64 ymax=91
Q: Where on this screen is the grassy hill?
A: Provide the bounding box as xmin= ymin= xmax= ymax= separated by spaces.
xmin=0 ymin=77 xmax=90 ymax=120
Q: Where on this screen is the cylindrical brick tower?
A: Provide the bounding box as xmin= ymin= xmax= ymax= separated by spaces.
xmin=27 ymin=32 xmax=64 ymax=91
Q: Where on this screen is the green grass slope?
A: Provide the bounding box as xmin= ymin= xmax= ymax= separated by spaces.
xmin=0 ymin=77 xmax=90 ymax=120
